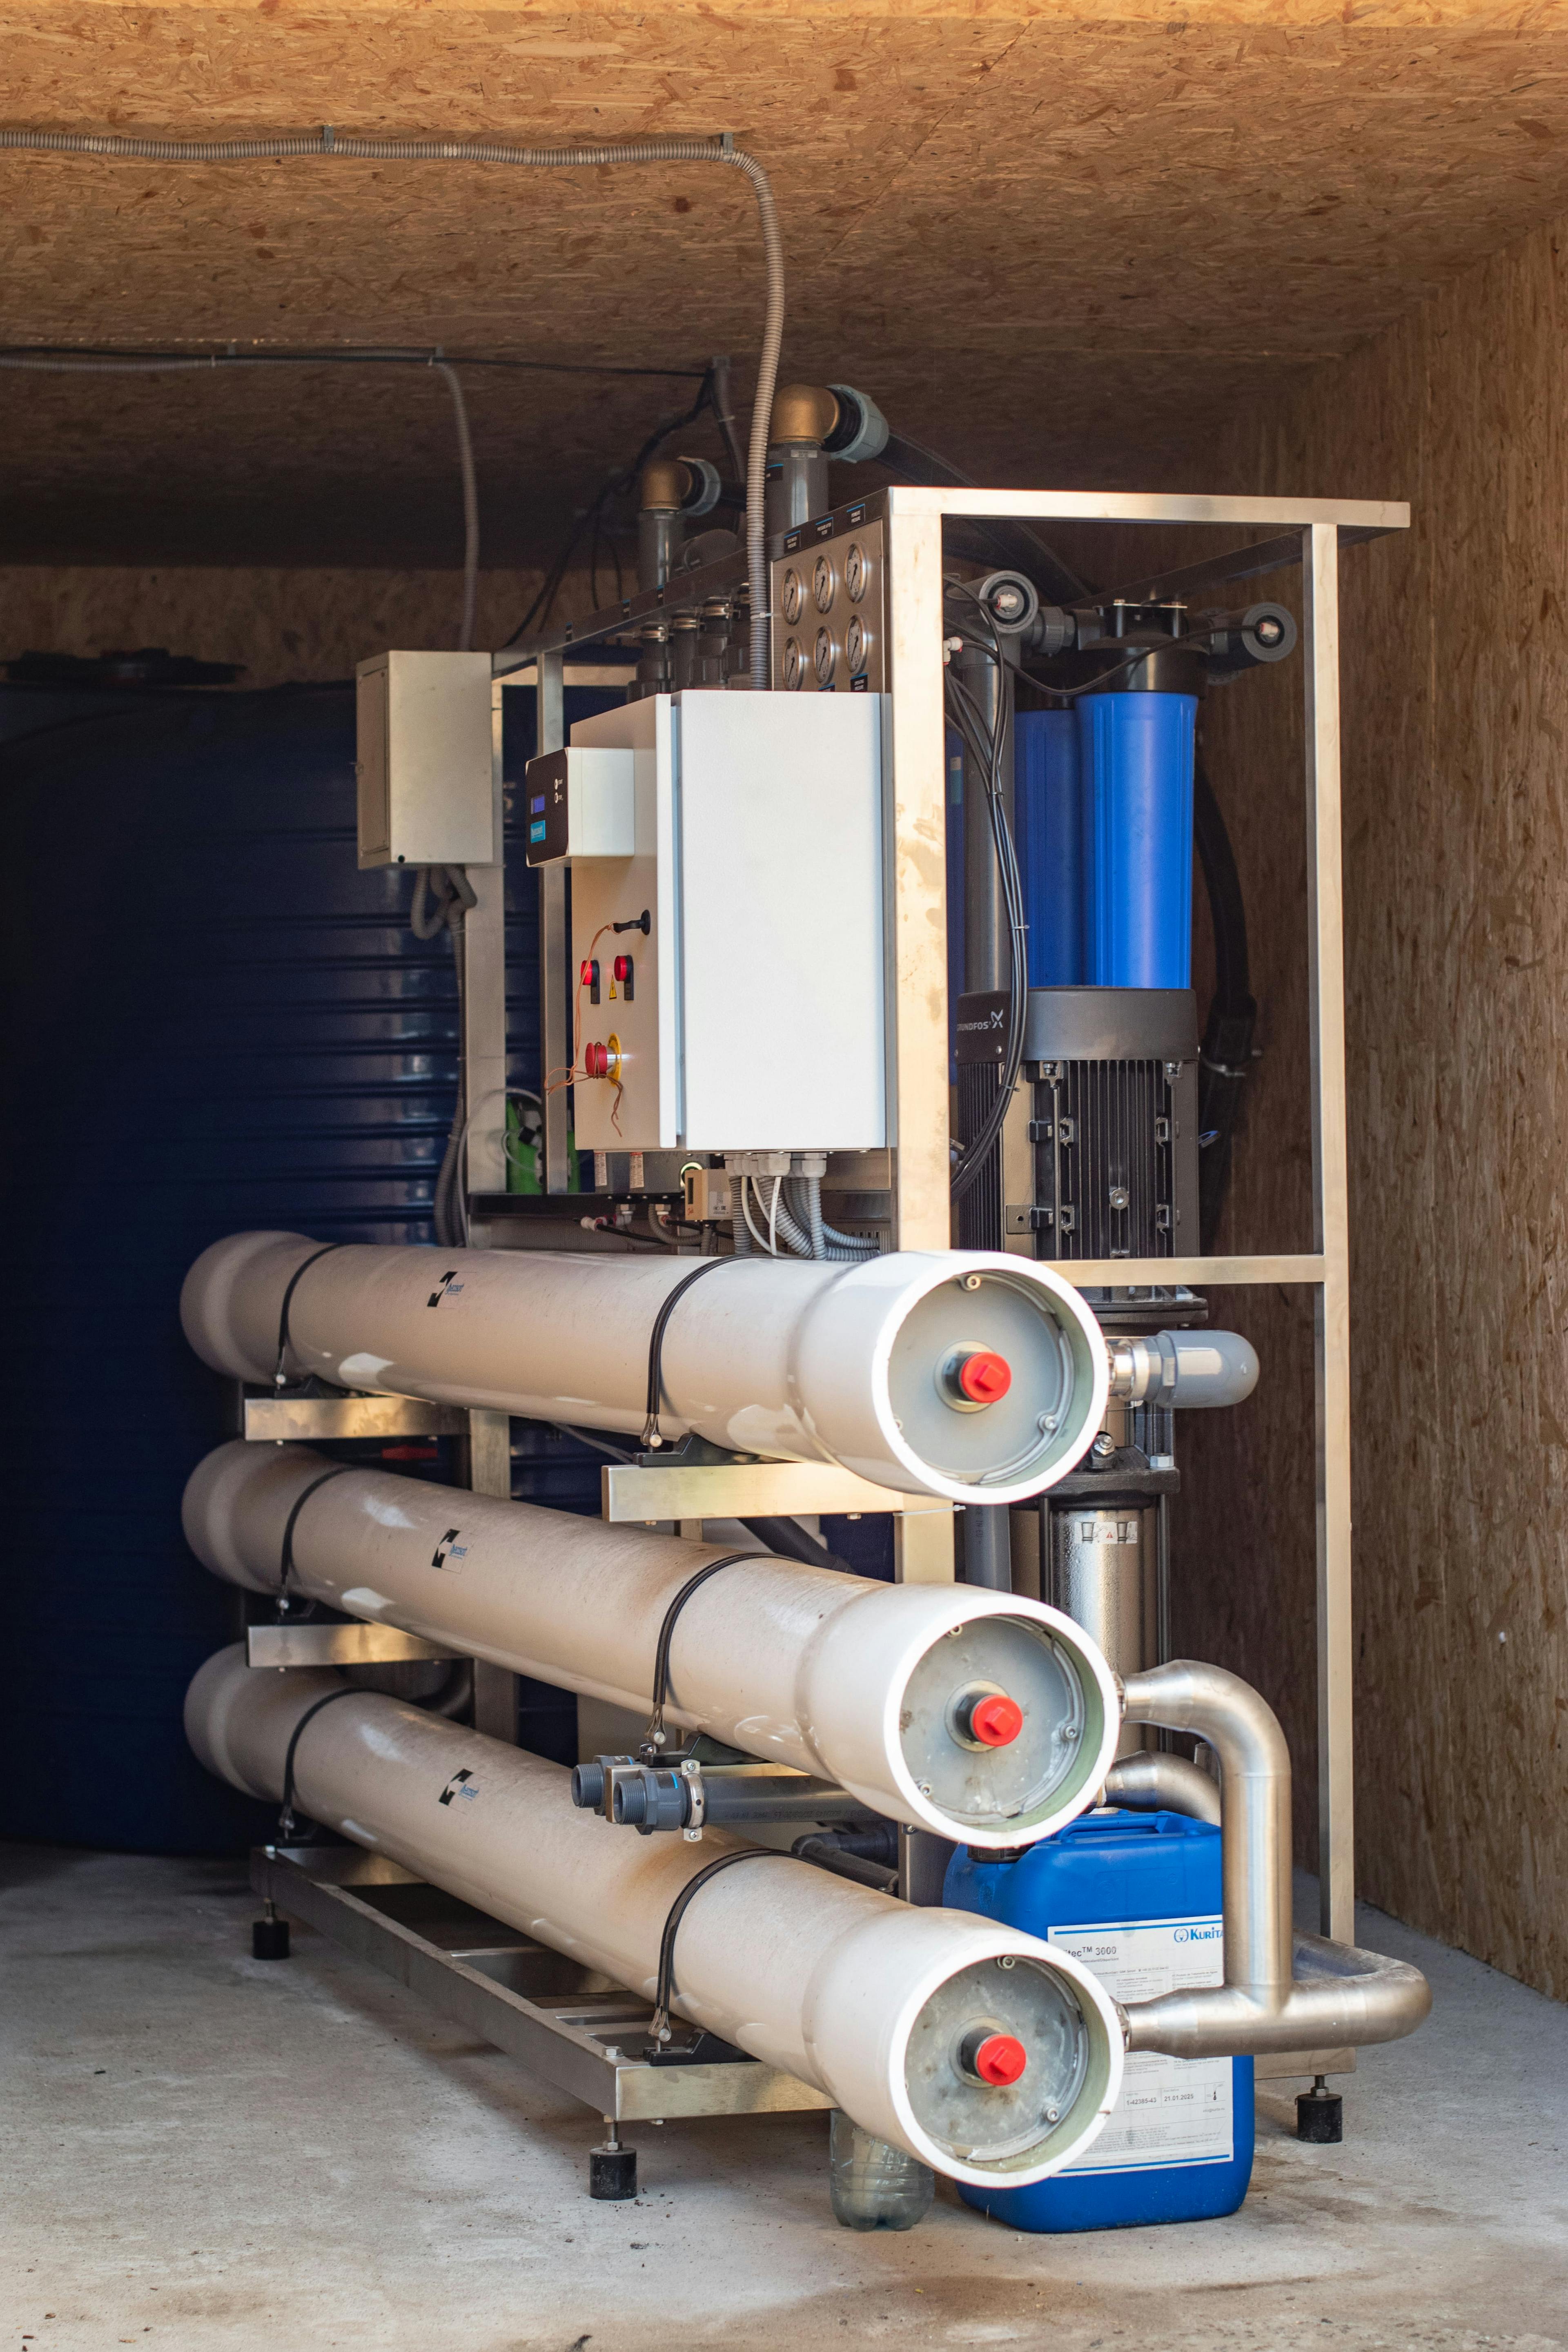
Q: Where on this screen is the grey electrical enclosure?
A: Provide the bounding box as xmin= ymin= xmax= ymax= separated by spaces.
xmin=355 ymin=650 xmax=497 ymax=870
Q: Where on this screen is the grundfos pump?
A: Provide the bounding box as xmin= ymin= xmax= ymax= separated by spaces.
xmin=182 ymin=1440 xmax=1123 ymax=1848
xmin=185 ymin=1647 xmax=1126 ymax=2189
xmin=180 ymin=1231 xmax=1114 ymax=1504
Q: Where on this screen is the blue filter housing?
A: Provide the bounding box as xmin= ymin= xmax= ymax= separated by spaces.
xmin=1013 ymin=710 xmax=1085 ymax=985
xmin=945 ymin=1810 xmax=1254 ymax=2231
xmin=1078 ymin=691 xmax=1197 ymax=989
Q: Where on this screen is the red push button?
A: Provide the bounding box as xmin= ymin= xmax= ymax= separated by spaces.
xmin=974 ymin=2034 xmax=1028 ymax=2088
xmin=957 ymin=1350 xmax=1012 ymax=1404
xmin=970 ymin=1693 xmax=1024 ymax=1748
xmin=584 ymin=1042 xmax=610 ymax=1078
xmin=613 ymin=955 xmax=632 ymax=983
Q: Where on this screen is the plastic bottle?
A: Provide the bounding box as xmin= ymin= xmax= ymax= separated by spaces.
xmin=827 ymin=2111 xmax=935 ymax=2231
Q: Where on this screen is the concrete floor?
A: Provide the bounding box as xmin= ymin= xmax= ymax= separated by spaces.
xmin=3 ymin=1844 xmax=1565 ymax=2352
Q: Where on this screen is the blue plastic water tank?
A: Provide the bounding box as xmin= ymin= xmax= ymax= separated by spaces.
xmin=1013 ymin=710 xmax=1085 ymax=986
xmin=946 ymin=1809 xmax=1254 ymax=2231
xmin=1078 ymin=692 xmax=1196 ymax=989
xmin=0 ymin=678 xmax=616 ymax=1853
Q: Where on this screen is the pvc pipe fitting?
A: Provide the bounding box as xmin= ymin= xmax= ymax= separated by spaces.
xmin=185 ymin=1647 xmax=1124 ymax=2188
xmin=180 ymin=1232 xmax=1111 ymax=1503
xmin=183 ymin=1441 xmax=1122 ymax=1847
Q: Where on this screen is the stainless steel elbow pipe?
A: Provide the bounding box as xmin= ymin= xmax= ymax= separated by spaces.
xmin=1103 ymin=1749 xmax=1221 ymax=1827
xmin=1118 ymin=1662 xmax=1430 ymax=2059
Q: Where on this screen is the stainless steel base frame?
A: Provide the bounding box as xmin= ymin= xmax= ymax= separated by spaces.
xmin=250 ymin=1844 xmax=833 ymax=2126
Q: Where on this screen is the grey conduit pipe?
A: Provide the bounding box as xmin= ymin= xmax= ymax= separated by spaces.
xmin=1120 ymin=1663 xmax=1431 ymax=2059
xmin=0 ymin=125 xmax=784 ymax=682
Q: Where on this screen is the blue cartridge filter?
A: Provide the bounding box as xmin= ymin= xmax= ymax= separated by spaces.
xmin=1078 ymin=691 xmax=1197 ymax=989
xmin=1013 ymin=710 xmax=1085 ymax=986
xmin=946 ymin=1810 xmax=1254 ymax=2232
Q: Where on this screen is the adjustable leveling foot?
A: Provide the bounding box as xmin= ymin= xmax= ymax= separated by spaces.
xmin=1296 ymin=2074 xmax=1344 ymax=2143
xmin=590 ymin=2127 xmax=637 ymax=2200
xmin=252 ymin=1899 xmax=290 ymax=1960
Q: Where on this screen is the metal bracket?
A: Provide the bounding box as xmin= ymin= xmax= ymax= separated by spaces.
xmin=250 ymin=1844 xmax=832 ymax=2125
xmin=242 ymin=1385 xmax=468 ymax=1443
xmin=601 ymin=1458 xmax=951 ymax=1523
xmin=246 ymin=1624 xmax=460 ymax=1669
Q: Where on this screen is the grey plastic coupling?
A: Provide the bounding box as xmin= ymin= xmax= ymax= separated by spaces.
xmin=1109 ymin=1328 xmax=1260 ymax=1411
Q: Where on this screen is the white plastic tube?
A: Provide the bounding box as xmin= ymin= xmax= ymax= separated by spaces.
xmin=180 ymin=1231 xmax=1110 ymax=1503
xmin=186 ymin=1646 xmax=1124 ymax=2187
xmin=184 ymin=1441 xmax=1121 ymax=1847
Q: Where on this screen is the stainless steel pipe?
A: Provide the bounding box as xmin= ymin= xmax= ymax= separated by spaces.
xmin=1120 ymin=1662 xmax=1430 ymax=2058
xmin=1103 ymin=1749 xmax=1221 ymax=1827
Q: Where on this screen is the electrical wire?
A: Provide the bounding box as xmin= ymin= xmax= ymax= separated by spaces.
xmin=433 ymin=362 xmax=479 ymax=650
xmin=944 ymin=584 xmax=1029 ymax=1205
xmin=0 ymin=124 xmax=785 ymax=682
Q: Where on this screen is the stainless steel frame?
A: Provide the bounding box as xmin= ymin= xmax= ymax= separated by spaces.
xmin=252 ymin=1843 xmax=832 ymax=2126
xmin=500 ymin=485 xmax=1407 ymax=1940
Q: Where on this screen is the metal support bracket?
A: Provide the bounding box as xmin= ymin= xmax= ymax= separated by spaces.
xmin=246 ymin=1625 xmax=459 ymax=1670
xmin=251 ymin=1844 xmax=832 ymax=2125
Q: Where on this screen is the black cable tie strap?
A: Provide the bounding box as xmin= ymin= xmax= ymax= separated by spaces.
xmin=646 ymin=1847 xmax=793 ymax=2051
xmin=274 ymin=1243 xmax=345 ymax=1389
xmin=277 ymin=1466 xmax=355 ymax=1604
xmin=277 ymin=1685 xmax=363 ymax=1840
xmin=639 ymin=1551 xmax=775 ymax=1760
xmin=641 ymin=1256 xmax=736 ymax=1450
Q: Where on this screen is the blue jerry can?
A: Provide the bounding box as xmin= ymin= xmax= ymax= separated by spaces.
xmin=945 ymin=1809 xmax=1254 ymax=2231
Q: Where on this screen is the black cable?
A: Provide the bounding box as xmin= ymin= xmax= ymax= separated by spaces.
xmin=877 ymin=429 xmax=1089 ymax=605
xmin=503 ymin=365 xmax=722 ymax=646
xmin=276 ymin=1465 xmax=354 ymax=1602
xmin=273 ymin=1244 xmax=345 ymax=1388
xmin=0 ymin=343 xmax=708 ymax=381
xmin=739 ymin=1517 xmax=856 ymax=1575
xmin=277 ymin=1685 xmax=366 ymax=1839
xmin=644 ymin=1847 xmax=794 ymax=2050
xmin=638 ymin=1552 xmax=775 ymax=1760
xmin=1194 ymin=753 xmax=1257 ymax=1250
xmin=944 ymin=589 xmax=1029 ymax=1203
xmin=640 ymin=1256 xmax=737 ymax=1450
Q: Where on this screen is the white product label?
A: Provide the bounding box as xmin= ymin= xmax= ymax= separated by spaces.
xmin=1048 ymin=1914 xmax=1234 ymax=2172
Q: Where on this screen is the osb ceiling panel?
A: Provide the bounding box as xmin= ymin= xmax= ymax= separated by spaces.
xmin=3 ymin=1 xmax=1568 ymax=569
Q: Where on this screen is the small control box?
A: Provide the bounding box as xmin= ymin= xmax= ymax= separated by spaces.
xmin=355 ymin=651 xmax=496 ymax=871
xmin=523 ymin=746 xmax=636 ymax=866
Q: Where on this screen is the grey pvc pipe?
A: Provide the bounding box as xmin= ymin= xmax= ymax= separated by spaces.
xmin=1120 ymin=1662 xmax=1431 ymax=2058
xmin=1109 ymin=1329 xmax=1260 ymax=1411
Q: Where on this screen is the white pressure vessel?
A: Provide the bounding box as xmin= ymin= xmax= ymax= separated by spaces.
xmin=186 ymin=1646 xmax=1124 ymax=2188
xmin=184 ymin=1441 xmax=1121 ymax=1849
xmin=180 ymin=1231 xmax=1109 ymax=1504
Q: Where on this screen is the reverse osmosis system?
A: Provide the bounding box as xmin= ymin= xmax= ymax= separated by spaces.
xmin=176 ymin=362 xmax=1429 ymax=2232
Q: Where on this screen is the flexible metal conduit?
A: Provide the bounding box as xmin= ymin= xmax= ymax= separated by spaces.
xmin=1120 ymin=1663 xmax=1430 ymax=2058
xmin=0 ymin=125 xmax=783 ymax=680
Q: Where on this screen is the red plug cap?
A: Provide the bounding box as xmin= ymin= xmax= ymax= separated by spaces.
xmin=613 ymin=955 xmax=632 ymax=982
xmin=957 ymin=1350 xmax=1011 ymax=1404
xmin=584 ymin=1042 xmax=609 ymax=1078
xmin=970 ymin=1693 xmax=1024 ymax=1748
xmin=973 ymin=2033 xmax=1028 ymax=2088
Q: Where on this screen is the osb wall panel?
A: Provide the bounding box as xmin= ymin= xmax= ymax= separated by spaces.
xmin=0 ymin=562 xmax=592 ymax=686
xmin=1179 ymin=217 xmax=1568 ymax=1996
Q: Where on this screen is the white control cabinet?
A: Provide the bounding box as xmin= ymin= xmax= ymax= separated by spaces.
xmin=555 ymin=692 xmax=888 ymax=1153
